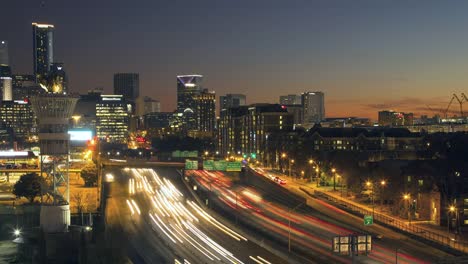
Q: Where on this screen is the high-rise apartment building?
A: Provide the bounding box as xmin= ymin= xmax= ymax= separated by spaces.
xmin=32 ymin=23 xmax=54 ymax=81
xmin=302 ymin=92 xmax=325 ymax=128
xmin=218 ymin=104 xmax=293 ymax=159
xmin=279 ymin=94 xmax=301 ymax=105
xmin=220 ymin=94 xmax=246 ymax=111
xmin=0 ymin=41 xmax=9 ymax=66
xmin=194 ymin=89 xmax=216 ymax=133
xmin=113 ymin=73 xmax=139 ymax=102
xmin=96 ymin=95 xmax=129 ymax=143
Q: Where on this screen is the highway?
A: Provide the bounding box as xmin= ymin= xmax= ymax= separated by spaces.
xmin=104 ymin=166 xmax=285 ymax=264
xmin=187 ymin=169 xmax=454 ymax=264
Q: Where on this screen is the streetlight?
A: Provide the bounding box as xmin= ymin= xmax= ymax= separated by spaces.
xmin=288 ymin=202 xmax=304 ymax=253
xmin=281 ymin=153 xmax=287 ymax=172
xmin=289 ymin=159 xmax=294 ymax=178
xmin=337 ymin=174 xmax=343 ymax=197
xmin=448 ymin=205 xmax=457 ymax=234
xmin=380 ymin=180 xmax=386 ymax=207
xmin=332 ymin=168 xmax=337 ymax=191
xmin=403 ymin=194 xmax=411 ymax=225
xmin=366 ymin=181 xmax=374 ymax=217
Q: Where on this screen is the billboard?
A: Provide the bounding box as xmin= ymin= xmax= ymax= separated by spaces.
xmin=68 ymin=130 xmax=93 ymax=141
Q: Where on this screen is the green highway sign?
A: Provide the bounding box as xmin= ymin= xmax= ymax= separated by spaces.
xmin=203 ymin=160 xmax=215 ymax=171
xmin=173 ymin=150 xmax=198 ymax=158
xmin=226 ymin=161 xmax=242 ymax=172
xmin=364 ymin=215 xmax=373 ymax=226
xmin=185 ymin=160 xmax=198 ymax=170
xmin=213 ymin=160 xmax=227 ymax=171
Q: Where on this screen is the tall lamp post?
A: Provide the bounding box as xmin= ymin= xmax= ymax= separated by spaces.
xmin=403 ymin=194 xmax=411 ymax=225
xmin=380 ymin=180 xmax=386 ymax=207
xmin=309 ymin=159 xmax=320 ymax=185
xmin=366 ymin=181 xmax=374 ymax=217
xmin=332 ymin=168 xmax=337 ymax=191
xmin=281 ymin=153 xmax=287 ymax=173
xmin=289 ymin=159 xmax=294 ymax=179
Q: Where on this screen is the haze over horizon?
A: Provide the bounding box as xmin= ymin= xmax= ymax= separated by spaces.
xmin=2 ymin=0 xmax=468 ymax=120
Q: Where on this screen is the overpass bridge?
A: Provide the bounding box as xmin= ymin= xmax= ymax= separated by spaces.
xmin=101 ymin=159 xmax=184 ymax=168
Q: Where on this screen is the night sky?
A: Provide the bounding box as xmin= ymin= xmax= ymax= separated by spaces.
xmin=2 ymin=0 xmax=468 ymax=119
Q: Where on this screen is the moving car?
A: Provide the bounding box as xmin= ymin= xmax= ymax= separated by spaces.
xmin=273 ymin=176 xmax=286 ymax=185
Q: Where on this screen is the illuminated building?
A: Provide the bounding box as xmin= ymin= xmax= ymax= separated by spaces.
xmin=0 ymin=100 xmax=37 ymax=143
xmin=177 ymin=74 xmax=203 ymax=130
xmin=378 ymin=110 xmax=414 ymax=126
xmin=302 ymin=91 xmax=325 ymax=128
xmin=47 ymin=63 xmax=67 ymax=94
xmin=194 ymin=89 xmax=216 ymax=133
xmin=218 ymin=104 xmax=293 ymax=159
xmin=281 ymin=104 xmax=303 ymax=127
xmin=113 ymin=73 xmax=139 ymax=102
xmin=220 ymin=94 xmax=246 ymax=111
xmin=32 ymin=23 xmax=54 ymax=82
xmin=1 ymin=76 xmax=12 ymax=101
xmin=96 ymin=95 xmax=129 ymax=143
xmin=279 ymin=94 xmax=301 ymax=105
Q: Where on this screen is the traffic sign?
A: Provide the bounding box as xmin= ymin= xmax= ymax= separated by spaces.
xmin=213 ymin=160 xmax=227 ymax=171
xmin=364 ymin=215 xmax=373 ymax=226
xmin=226 ymin=161 xmax=242 ymax=172
xmin=203 ymin=160 xmax=214 ymax=171
xmin=185 ymin=160 xmax=198 ymax=170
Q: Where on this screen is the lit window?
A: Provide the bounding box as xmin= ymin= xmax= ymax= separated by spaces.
xmin=418 ymin=180 xmax=423 ymax=186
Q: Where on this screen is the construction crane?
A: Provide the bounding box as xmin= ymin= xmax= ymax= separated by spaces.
xmin=462 ymin=93 xmax=468 ymax=103
xmin=443 ymin=93 xmax=465 ymax=118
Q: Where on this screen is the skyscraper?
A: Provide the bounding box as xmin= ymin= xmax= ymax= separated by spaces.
xmin=32 ymin=23 xmax=54 ymax=81
xmin=220 ymin=94 xmax=246 ymax=111
xmin=301 ymin=92 xmax=325 ymax=128
xmin=113 ymin=73 xmax=139 ymax=101
xmin=0 ymin=40 xmax=9 ymax=66
xmin=279 ymin=94 xmax=301 ymax=105
xmin=177 ymin=74 xmax=203 ymax=130
xmin=1 ymin=77 xmax=12 ymax=101
xmin=96 ymin=95 xmax=129 ymax=143
xmin=194 ymin=89 xmax=216 ymax=133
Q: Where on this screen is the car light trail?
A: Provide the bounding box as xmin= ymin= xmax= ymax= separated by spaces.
xmin=126 ymin=199 xmax=135 ymax=215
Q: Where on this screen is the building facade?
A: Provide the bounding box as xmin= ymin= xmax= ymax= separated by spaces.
xmin=96 ymin=95 xmax=129 ymax=143
xmin=218 ymin=104 xmax=293 ymax=160
xmin=136 ymin=96 xmax=160 ymax=116
xmin=302 ymin=91 xmax=325 ymax=128
xmin=32 ymin=23 xmax=54 ymax=82
xmin=220 ymin=94 xmax=246 ymax=111
xmin=113 ymin=73 xmax=139 ymax=102
xmin=1 ymin=77 xmax=12 ymax=101
xmin=279 ymin=94 xmax=301 ymax=105
xmin=177 ymin=74 xmax=203 ymax=130
xmin=0 ymin=100 xmax=37 ymax=143
xmin=194 ymin=89 xmax=216 ymax=134
xmin=378 ymin=110 xmax=414 ymax=126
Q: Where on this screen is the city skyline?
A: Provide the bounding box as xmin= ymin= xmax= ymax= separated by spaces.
xmin=2 ymin=1 xmax=468 ymax=119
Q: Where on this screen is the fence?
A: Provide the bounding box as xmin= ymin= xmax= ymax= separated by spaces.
xmin=312 ymin=189 xmax=468 ymax=254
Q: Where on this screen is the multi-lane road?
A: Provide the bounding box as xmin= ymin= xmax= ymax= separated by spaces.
xmin=187 ymin=169 xmax=454 ymax=264
xmin=104 ymin=167 xmax=286 ymax=264
xmin=103 ymin=165 xmax=456 ymax=263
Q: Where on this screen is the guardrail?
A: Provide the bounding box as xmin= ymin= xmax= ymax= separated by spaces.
xmin=312 ymin=189 xmax=468 ymax=254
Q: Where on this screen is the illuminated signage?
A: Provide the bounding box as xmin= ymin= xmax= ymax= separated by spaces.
xmin=102 ymin=97 xmax=122 ymax=101
xmin=0 ymin=151 xmax=28 ymax=157
xmin=68 ymin=130 xmax=93 ymax=141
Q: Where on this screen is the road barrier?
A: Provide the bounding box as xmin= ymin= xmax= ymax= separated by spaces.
xmin=312 ymin=189 xmax=468 ymax=254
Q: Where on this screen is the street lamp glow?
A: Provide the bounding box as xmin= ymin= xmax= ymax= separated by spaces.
xmin=381 ymin=180 xmax=386 ymax=186
xmin=331 ymin=168 xmax=336 ymax=173
xmin=309 ymin=159 xmax=313 ymax=164
xmin=403 ymin=194 xmax=410 ymax=200
xmin=13 ymin=229 xmax=21 ymax=237
xmin=291 ymin=159 xmax=294 ymax=163
xmin=204 ymin=151 xmax=209 ymax=156
xmin=449 ymin=206 xmax=455 ymax=212
xmin=281 ymin=153 xmax=286 ymax=158
xmin=366 ymin=181 xmax=371 ymax=187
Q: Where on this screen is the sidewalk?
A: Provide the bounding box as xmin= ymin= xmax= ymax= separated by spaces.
xmin=259 ymin=167 xmax=468 ymax=254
